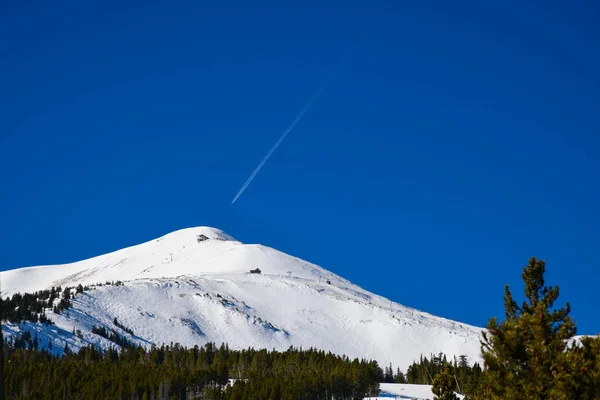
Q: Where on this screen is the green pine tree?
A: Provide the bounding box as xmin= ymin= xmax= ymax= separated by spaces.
xmin=432 ymin=365 xmax=459 ymax=400
xmin=480 ymin=257 xmax=576 ymax=399
xmin=560 ymin=335 xmax=600 ymax=399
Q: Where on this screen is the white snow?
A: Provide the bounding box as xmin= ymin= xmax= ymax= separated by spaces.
xmin=365 ymin=383 xmax=465 ymax=399
xmin=1 ymin=226 xmax=484 ymax=370
xmin=371 ymin=383 xmax=464 ymax=399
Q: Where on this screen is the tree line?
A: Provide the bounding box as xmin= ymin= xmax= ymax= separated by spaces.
xmin=0 ymin=281 xmax=127 ymax=325
xmin=2 ymin=341 xmax=382 ymax=400
xmin=0 ymin=286 xmax=66 ymax=324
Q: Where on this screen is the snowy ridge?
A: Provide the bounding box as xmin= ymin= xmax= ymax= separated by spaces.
xmin=1 ymin=227 xmax=484 ymax=370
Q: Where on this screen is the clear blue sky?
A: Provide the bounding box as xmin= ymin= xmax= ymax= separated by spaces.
xmin=1 ymin=0 xmax=599 ymax=334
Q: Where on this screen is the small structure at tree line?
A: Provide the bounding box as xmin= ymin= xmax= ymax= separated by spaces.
xmin=249 ymin=268 xmax=261 ymax=274
xmin=196 ymin=234 xmax=209 ymax=243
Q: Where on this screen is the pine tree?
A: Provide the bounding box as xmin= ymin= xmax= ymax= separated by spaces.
xmin=480 ymin=257 xmax=576 ymax=399
xmin=561 ymin=335 xmax=600 ymax=399
xmin=395 ymin=367 xmax=407 ymax=383
xmin=432 ymin=365 xmax=459 ymax=400
xmin=383 ymin=363 xmax=394 ymax=382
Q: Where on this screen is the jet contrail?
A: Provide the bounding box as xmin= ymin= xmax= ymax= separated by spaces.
xmin=231 ymin=79 xmax=329 ymax=204
xmin=231 ymin=51 xmax=354 ymax=204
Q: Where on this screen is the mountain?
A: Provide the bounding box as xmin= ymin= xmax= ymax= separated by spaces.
xmin=1 ymin=226 xmax=483 ymax=370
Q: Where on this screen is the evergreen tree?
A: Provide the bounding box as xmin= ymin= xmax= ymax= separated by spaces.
xmin=432 ymin=365 xmax=459 ymax=400
xmin=480 ymin=257 xmax=576 ymax=399
xmin=383 ymin=363 xmax=394 ymax=382
xmin=395 ymin=367 xmax=407 ymax=383
xmin=560 ymin=335 xmax=600 ymax=399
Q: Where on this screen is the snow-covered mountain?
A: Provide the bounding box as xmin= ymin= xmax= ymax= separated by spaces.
xmin=1 ymin=227 xmax=483 ymax=370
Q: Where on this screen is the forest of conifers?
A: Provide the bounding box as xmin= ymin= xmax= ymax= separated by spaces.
xmin=2 ymin=341 xmax=383 ymax=400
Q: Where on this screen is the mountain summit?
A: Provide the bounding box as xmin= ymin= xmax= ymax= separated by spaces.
xmin=1 ymin=226 xmax=483 ymax=370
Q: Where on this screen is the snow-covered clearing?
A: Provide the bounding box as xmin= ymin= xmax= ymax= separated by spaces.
xmin=364 ymin=383 xmax=463 ymax=399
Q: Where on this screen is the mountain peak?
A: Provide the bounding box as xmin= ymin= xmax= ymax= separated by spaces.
xmin=1 ymin=226 xmax=485 ymax=370
xmin=157 ymin=226 xmax=238 ymax=243
xmin=1 ymin=225 xmax=330 ymax=296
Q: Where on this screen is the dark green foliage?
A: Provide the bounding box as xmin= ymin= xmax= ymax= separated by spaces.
xmin=395 ymin=367 xmax=407 ymax=384
xmin=406 ymin=354 xmax=482 ymax=398
xmin=103 ymin=280 xmax=124 ymax=286
xmin=432 ymin=365 xmax=459 ymax=400
xmin=12 ymin=331 xmax=34 ymax=350
xmin=0 ymin=287 xmax=67 ymax=324
xmin=480 ymin=257 xmax=578 ymax=399
xmin=380 ymin=363 xmax=407 ymax=383
xmin=91 ymin=325 xmax=135 ymax=349
xmin=1 ymin=284 xmax=94 ymax=325
xmin=564 ymin=336 xmax=600 ymax=399
xmin=54 ymin=286 xmax=77 ymax=313
xmin=113 ymin=317 xmax=134 ymax=336
xmin=383 ymin=363 xmax=394 ymax=383
xmin=3 ymin=341 xmax=382 ymax=400
xmin=455 ymin=356 xmax=482 ymax=398
xmin=406 ymin=353 xmax=447 ymax=384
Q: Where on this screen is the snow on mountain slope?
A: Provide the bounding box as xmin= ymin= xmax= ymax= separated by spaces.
xmin=1 ymin=227 xmax=484 ymax=370
xmin=1 ymin=227 xmax=342 ymax=296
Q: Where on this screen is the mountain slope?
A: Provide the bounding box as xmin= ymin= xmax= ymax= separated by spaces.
xmin=1 ymin=227 xmax=484 ymax=370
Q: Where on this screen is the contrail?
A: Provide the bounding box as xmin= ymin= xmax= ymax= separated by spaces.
xmin=231 ymin=79 xmax=329 ymax=204
xmin=231 ymin=52 xmax=353 ymax=204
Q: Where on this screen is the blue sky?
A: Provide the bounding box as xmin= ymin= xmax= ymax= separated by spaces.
xmin=1 ymin=0 xmax=599 ymax=334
